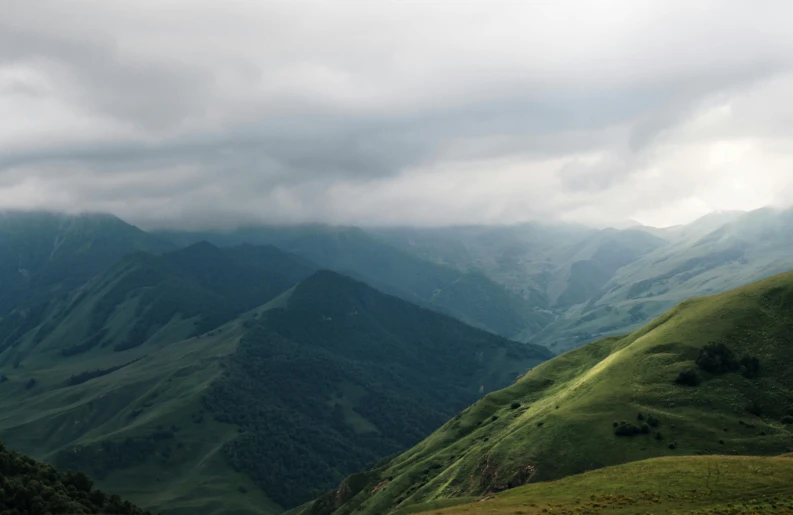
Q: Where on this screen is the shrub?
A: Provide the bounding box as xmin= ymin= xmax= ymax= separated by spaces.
xmin=637 ymin=413 xmax=645 ymax=421
xmin=614 ymin=421 xmax=649 ymax=437
xmin=613 ymin=421 xmax=619 ymax=427
xmin=537 ymin=422 xmax=544 ymax=427
xmin=745 ymin=401 xmax=763 ymax=417
xmin=668 ymin=441 xmax=677 ymax=450
xmin=647 ymin=415 xmax=660 ymax=428
xmin=675 ymin=369 xmax=701 ymax=386
xmin=696 ymin=343 xmax=739 ymax=374
xmin=510 ymin=402 xmax=521 ymax=409
xmin=655 ymin=431 xmax=664 ymax=441
xmin=491 ymin=415 xmax=498 ymax=422
xmin=782 ymin=416 xmax=793 ymax=425
xmin=739 ymin=356 xmax=761 ymax=379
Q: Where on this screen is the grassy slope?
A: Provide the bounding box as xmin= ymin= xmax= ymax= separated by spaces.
xmin=0 ymin=315 xmax=280 ymax=515
xmin=306 ymin=270 xmax=793 ymax=515
xmin=412 ymin=455 xmax=793 ymax=515
xmin=0 ymin=244 xmax=318 ymax=515
xmin=0 ymin=210 xmax=173 ymax=314
xmin=0 ymin=264 xmax=551 ymax=514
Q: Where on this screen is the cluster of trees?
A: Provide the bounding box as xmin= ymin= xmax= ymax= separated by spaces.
xmin=203 ymin=328 xmax=421 ymax=507
xmin=67 ymin=357 xmax=142 ymax=386
xmin=695 ymin=342 xmax=761 ymax=379
xmin=613 ymin=413 xmax=660 ymax=437
xmin=0 ymin=438 xmax=151 ymax=514
xmin=61 ymin=329 xmax=109 ymax=357
xmin=675 ymin=342 xmax=761 ymax=387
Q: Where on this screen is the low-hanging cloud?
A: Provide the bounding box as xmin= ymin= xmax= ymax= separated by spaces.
xmin=3 ymin=0 xmax=793 ymax=229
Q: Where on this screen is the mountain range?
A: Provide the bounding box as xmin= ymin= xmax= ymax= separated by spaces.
xmin=297 ymin=268 xmax=793 ymax=515
xmin=2 ymin=208 xmax=793 ymax=514
xmin=0 ymin=220 xmax=550 ymax=513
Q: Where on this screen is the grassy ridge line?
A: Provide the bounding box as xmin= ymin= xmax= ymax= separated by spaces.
xmin=305 ymin=270 xmax=793 ymax=515
xmin=416 ymin=455 xmax=793 ymax=514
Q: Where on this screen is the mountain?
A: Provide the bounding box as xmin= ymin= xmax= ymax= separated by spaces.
xmin=637 ymin=210 xmax=746 ymax=241
xmin=0 ymin=210 xmax=173 ymax=315
xmin=0 ymin=263 xmax=551 ymax=514
xmin=535 ymin=206 xmax=793 ymax=352
xmin=0 ymin=438 xmax=150 ymax=514
xmin=371 ymin=209 xmax=793 ymax=354
xmin=400 ymin=455 xmax=793 ymax=515
xmin=156 ymin=225 xmax=551 ymax=339
xmin=370 ymin=223 xmax=667 ymax=309
xmin=370 ymin=223 xmax=668 ymax=345
xmin=0 ymin=241 xmax=316 ymax=365
xmin=299 ymin=269 xmax=793 ymax=515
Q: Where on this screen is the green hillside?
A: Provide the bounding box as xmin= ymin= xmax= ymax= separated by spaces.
xmin=533 ymin=208 xmax=793 ymax=352
xmin=0 ymin=265 xmax=550 ymax=514
xmin=0 ymin=210 xmax=173 ymax=315
xmin=299 ymin=270 xmax=793 ymax=515
xmin=0 ymin=438 xmax=151 ymax=514
xmin=0 ymin=241 xmax=316 ymax=366
xmin=410 ymin=455 xmax=793 ymax=515
xmin=156 ymin=225 xmax=551 ymax=339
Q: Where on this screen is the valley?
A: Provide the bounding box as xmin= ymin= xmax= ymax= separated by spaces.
xmin=2 ymin=209 xmax=793 ymax=514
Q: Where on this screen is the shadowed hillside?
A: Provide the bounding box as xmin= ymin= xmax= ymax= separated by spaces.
xmin=0 ymin=210 xmax=173 ymax=314
xmin=0 ymin=438 xmax=151 ymax=514
xmin=299 ymin=269 xmax=793 ymax=515
xmin=0 ymin=264 xmax=551 ymax=514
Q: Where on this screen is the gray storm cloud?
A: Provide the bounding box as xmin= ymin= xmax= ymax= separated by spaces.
xmin=3 ymin=0 xmax=793 ymax=229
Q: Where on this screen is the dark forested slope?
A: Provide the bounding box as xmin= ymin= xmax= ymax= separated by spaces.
xmin=0 ymin=438 xmax=151 ymax=515
xmin=203 ymin=270 xmax=553 ymax=507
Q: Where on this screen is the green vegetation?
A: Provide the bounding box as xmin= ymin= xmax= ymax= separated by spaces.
xmin=412 ymin=455 xmax=793 ymax=515
xmin=203 ymin=271 xmax=551 ymax=507
xmin=156 ymin=225 xmax=551 ymax=339
xmin=0 ymin=261 xmax=550 ymax=514
xmin=0 ymin=210 xmax=172 ymax=316
xmin=0 ymin=241 xmax=315 ymax=369
xmin=299 ymin=270 xmax=793 ymax=515
xmin=0 ymin=438 xmax=151 ymax=514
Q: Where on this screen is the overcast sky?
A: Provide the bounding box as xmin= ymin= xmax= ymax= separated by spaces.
xmin=3 ymin=0 xmax=793 ymax=229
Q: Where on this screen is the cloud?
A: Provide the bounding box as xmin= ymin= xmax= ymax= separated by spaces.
xmin=3 ymin=0 xmax=793 ymax=229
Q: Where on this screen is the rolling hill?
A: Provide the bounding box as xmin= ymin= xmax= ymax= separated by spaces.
xmin=0 ymin=241 xmax=316 ymax=367
xmin=0 ymin=261 xmax=551 ymax=514
xmin=156 ymin=225 xmax=552 ymax=340
xmin=410 ymin=455 xmax=793 ymax=515
xmin=297 ymin=269 xmax=793 ymax=515
xmin=0 ymin=210 xmax=173 ymax=315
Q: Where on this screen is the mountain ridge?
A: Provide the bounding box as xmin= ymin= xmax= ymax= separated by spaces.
xmin=298 ymin=268 xmax=793 ymax=515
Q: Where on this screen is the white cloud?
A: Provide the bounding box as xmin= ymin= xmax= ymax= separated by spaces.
xmin=2 ymin=0 xmax=793 ymax=228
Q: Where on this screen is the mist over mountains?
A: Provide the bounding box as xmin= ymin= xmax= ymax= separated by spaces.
xmin=1 ymin=205 xmax=793 ymax=514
